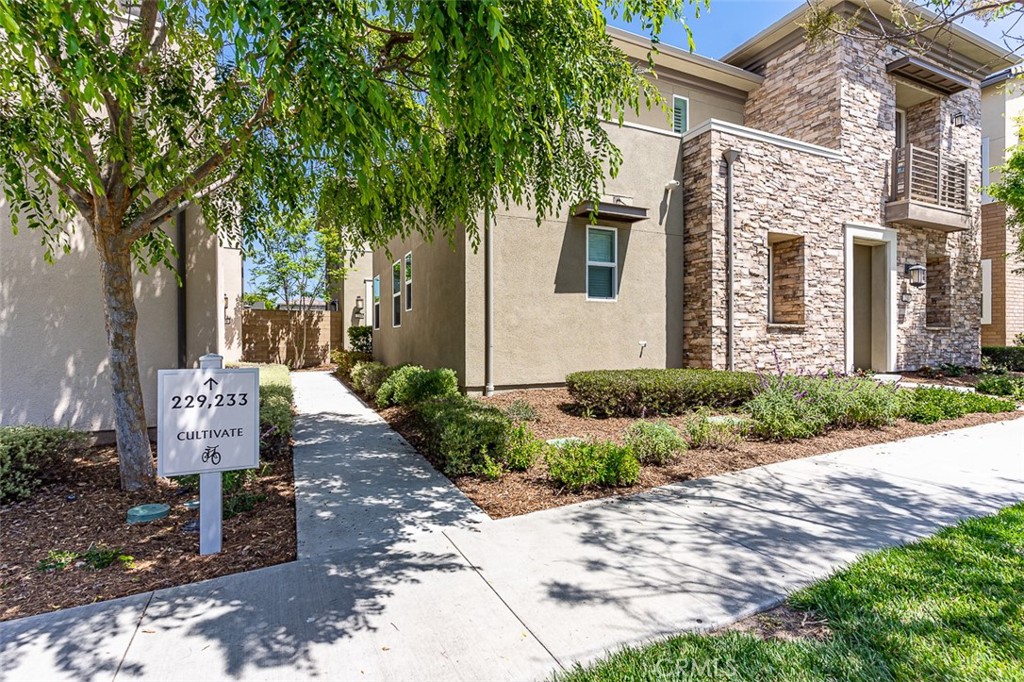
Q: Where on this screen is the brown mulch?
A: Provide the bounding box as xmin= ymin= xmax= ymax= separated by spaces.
xmin=898 ymin=369 xmax=1024 ymax=388
xmin=0 ymin=442 xmax=296 ymax=622
xmin=721 ymin=604 xmax=832 ymax=642
xmin=376 ymin=387 xmax=1023 ymax=519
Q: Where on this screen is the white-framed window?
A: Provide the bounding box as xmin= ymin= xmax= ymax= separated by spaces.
xmin=392 ymin=260 xmax=402 ymax=327
xmin=586 ymin=226 xmax=617 ymax=301
xmin=672 ymin=95 xmax=689 ymax=135
xmin=404 ymin=252 xmax=413 ymax=311
xmin=981 ymin=258 xmax=992 ymax=325
xmin=372 ymin=275 xmax=381 ymax=330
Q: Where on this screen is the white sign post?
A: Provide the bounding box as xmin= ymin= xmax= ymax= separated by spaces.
xmin=158 ymin=354 xmax=259 ymax=555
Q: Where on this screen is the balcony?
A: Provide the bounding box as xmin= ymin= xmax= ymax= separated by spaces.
xmin=886 ymin=145 xmax=970 ymax=232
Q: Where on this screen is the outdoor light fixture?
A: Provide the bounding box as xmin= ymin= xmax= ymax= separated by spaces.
xmin=951 ymin=112 xmax=966 ymax=128
xmin=905 ymin=262 xmax=927 ymax=288
xmin=223 ymin=294 xmax=231 ymax=322
xmin=329 ymin=299 xmax=338 ymax=312
xmin=354 ymin=295 xmax=365 ymax=322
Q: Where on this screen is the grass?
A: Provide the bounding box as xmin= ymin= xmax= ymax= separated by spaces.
xmin=555 ymin=503 xmax=1024 ymax=682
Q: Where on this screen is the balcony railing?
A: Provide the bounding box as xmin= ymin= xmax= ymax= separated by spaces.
xmin=889 ymin=145 xmax=968 ymax=213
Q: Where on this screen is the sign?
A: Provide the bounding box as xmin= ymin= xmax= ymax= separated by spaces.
xmin=157 ymin=367 xmax=260 ymax=477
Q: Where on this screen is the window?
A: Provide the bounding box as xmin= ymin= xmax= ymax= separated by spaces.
xmin=672 ymin=96 xmax=689 ymax=135
xmin=981 ymin=258 xmax=992 ymax=325
xmin=392 ymin=261 xmax=402 ymax=327
xmin=586 ymin=226 xmax=617 ymax=300
xmin=372 ymin=275 xmax=381 ymax=330
xmin=404 ymin=252 xmax=413 ymax=311
xmin=767 ymin=234 xmax=805 ymax=325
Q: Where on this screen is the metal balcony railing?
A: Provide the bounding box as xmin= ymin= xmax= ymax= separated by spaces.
xmin=889 ymin=145 xmax=968 ymax=212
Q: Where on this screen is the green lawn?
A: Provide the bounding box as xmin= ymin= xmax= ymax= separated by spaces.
xmin=555 ymin=503 xmax=1024 ymax=682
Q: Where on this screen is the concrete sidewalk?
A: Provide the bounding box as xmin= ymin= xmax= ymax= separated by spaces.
xmin=2 ymin=374 xmax=1022 ymax=681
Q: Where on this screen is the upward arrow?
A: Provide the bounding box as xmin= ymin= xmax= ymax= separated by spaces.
xmin=203 ymin=378 xmax=219 ymax=390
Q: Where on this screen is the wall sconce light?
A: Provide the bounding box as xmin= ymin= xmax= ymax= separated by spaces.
xmin=329 ymin=299 xmax=339 ymax=312
xmin=904 ymin=262 xmax=927 ymax=288
xmin=354 ymin=295 xmax=365 ymax=322
xmin=223 ymin=294 xmax=231 ymax=322
xmin=951 ymin=112 xmax=966 ymax=128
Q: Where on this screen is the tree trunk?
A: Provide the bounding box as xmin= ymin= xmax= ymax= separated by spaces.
xmin=96 ymin=230 xmax=155 ymax=490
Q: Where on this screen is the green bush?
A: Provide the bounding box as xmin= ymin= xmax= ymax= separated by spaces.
xmin=545 ymin=441 xmax=640 ymax=491
xmin=257 ymin=363 xmax=294 ymax=439
xmin=416 ymin=396 xmax=512 ymax=478
xmin=350 ymin=361 xmax=394 ymax=399
xmin=746 ymin=374 xmax=904 ymax=441
xmin=565 ymin=369 xmax=758 ymax=418
xmin=901 ymin=387 xmax=1016 ymax=424
xmin=504 ymin=399 xmax=538 ymax=423
xmin=975 ymin=374 xmax=1024 ymax=400
xmin=982 ymin=346 xmax=1024 ymax=372
xmin=678 ymin=410 xmax=744 ymax=449
xmin=348 ymin=325 xmax=373 ymax=354
xmin=504 ymin=423 xmax=545 ymax=471
xmin=1 ymin=426 xmax=88 ymax=504
xmin=332 ymin=349 xmax=372 ymax=380
xmin=377 ymin=365 xmax=459 ymax=407
xmin=623 ymin=421 xmax=686 ymax=465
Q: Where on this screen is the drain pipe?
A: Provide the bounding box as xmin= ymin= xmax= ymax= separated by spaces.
xmin=484 ymin=205 xmax=495 ymax=396
xmin=176 ymin=210 xmax=188 ymax=369
xmin=723 ymin=149 xmax=741 ymax=372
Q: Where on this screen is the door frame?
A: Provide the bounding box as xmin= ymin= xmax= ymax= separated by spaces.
xmin=844 ymin=223 xmax=897 ymax=373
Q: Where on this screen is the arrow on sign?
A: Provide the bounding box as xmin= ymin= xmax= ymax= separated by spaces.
xmin=203 ymin=378 xmax=219 ymax=390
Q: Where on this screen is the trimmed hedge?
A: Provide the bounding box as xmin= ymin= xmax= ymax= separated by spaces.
xmin=377 ymin=365 xmax=459 ymax=407
xmin=566 ymin=369 xmax=758 ymax=417
xmin=350 ymin=361 xmax=394 ymax=399
xmin=982 ymin=346 xmax=1024 ymax=372
xmin=332 ymin=349 xmax=372 ymax=379
xmin=546 ymin=441 xmax=640 ymax=491
xmin=415 ymin=396 xmax=512 ymax=478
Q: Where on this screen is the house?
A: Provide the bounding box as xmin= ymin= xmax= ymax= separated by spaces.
xmin=0 ymin=206 xmax=243 ymax=434
xmin=364 ymin=0 xmax=1017 ymax=392
xmin=980 ymin=66 xmax=1024 ymax=347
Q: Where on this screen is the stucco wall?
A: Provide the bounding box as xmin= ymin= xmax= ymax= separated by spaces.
xmin=625 ymin=74 xmax=746 ymax=132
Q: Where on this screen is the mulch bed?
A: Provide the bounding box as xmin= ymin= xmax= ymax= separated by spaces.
xmin=376 ymin=387 xmax=1023 ymax=519
xmin=0 ymin=442 xmax=296 ymax=622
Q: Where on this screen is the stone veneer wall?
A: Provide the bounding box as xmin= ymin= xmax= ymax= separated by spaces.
xmin=683 ymin=34 xmax=982 ymax=372
xmin=770 ymin=237 xmax=806 ymax=325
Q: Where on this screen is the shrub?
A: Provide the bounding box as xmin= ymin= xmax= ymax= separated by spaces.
xmin=504 ymin=399 xmax=539 ymax=423
xmin=348 ymin=325 xmax=373 ymax=354
xmin=1 ymin=426 xmax=88 ymax=504
xmin=975 ymin=374 xmax=1024 ymax=400
xmin=257 ymin=364 xmax=294 ymax=440
xmin=745 ymin=374 xmax=904 ymax=441
xmin=416 ymin=396 xmax=512 ymax=478
xmin=350 ymin=361 xmax=394 ymax=399
xmin=545 ymin=441 xmax=640 ymax=491
xmin=678 ymin=411 xmax=744 ymax=449
xmin=332 ymin=349 xmax=372 ymax=380
xmin=901 ymin=387 xmax=1016 ymax=424
xmin=504 ymin=423 xmax=545 ymax=471
xmin=982 ymin=346 xmax=1024 ymax=372
xmin=623 ymin=421 xmax=686 ymax=465
xmin=565 ymin=369 xmax=758 ymax=418
xmin=377 ymin=365 xmax=459 ymax=407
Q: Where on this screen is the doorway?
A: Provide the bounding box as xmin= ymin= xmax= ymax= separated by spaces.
xmin=852 ymin=244 xmax=876 ymax=370
xmin=844 ymin=225 xmax=896 ymax=373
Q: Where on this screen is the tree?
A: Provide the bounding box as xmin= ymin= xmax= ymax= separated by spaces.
xmin=988 ymin=128 xmax=1024 ymax=268
xmin=0 ymin=0 xmax=695 ymax=489
xmin=248 ymin=215 xmax=334 ymax=313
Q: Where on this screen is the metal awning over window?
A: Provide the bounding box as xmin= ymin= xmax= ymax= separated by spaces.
xmin=573 ymin=200 xmax=648 ymax=224
xmin=886 ymin=56 xmax=970 ymax=96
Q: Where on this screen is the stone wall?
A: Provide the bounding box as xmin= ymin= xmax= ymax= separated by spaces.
xmin=770 ymin=237 xmax=806 ymax=325
xmin=241 ymin=309 xmax=341 ymax=368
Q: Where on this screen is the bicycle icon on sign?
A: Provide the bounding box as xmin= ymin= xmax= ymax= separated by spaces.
xmin=202 ymin=445 xmax=222 ymax=466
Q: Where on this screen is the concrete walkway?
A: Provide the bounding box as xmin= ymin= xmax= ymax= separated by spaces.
xmin=2 ymin=375 xmax=1022 ymax=681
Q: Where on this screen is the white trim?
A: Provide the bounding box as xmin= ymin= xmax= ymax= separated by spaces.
xmin=981 ymin=137 xmax=992 ymax=204
xmin=672 ymin=95 xmax=690 ymax=135
xmin=682 ymin=119 xmax=846 ymax=161
xmin=586 ymin=226 xmax=618 ymax=301
xmin=981 ymin=258 xmax=992 ymax=325
xmin=391 ymin=260 xmax=401 ymax=328
xmin=613 ymin=120 xmax=683 ymax=140
xmin=404 ymin=251 xmax=413 ymax=312
xmin=895 ymin=108 xmax=907 ymax=148
xmin=843 ymin=223 xmax=897 ymax=373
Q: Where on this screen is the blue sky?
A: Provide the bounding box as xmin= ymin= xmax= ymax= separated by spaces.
xmin=606 ymin=0 xmax=1020 ymax=61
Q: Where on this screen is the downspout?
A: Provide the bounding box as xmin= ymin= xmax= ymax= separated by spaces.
xmin=176 ymin=210 xmax=188 ymax=369
xmin=722 ymin=149 xmax=741 ymax=372
xmin=484 ymin=205 xmax=495 ymax=396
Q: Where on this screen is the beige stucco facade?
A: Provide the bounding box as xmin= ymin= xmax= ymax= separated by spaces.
xmin=0 ymin=202 xmax=242 ymax=431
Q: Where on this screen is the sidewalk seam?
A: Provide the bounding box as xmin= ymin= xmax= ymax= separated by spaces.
xmin=442 ymin=530 xmax=567 ymax=674
xmin=111 ymin=590 xmax=154 ymax=682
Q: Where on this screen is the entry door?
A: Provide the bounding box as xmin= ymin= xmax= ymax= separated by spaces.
xmin=852 ymin=244 xmax=874 ymax=371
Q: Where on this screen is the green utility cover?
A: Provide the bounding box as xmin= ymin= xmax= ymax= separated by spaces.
xmin=127 ymin=503 xmax=171 ymax=524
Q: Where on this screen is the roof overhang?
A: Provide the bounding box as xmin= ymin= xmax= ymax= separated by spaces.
xmin=723 ymin=0 xmax=1019 ymax=78
xmin=886 ymin=55 xmax=971 ymax=95
xmin=607 ymin=26 xmax=763 ymax=94
xmin=573 ymin=200 xmax=649 ymax=224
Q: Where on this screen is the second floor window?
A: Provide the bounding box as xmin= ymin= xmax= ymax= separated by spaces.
xmin=372 ymin=275 xmax=380 ymax=330
xmin=672 ymin=96 xmax=689 ymax=135
xmin=587 ymin=226 xmax=617 ymax=301
xmin=404 ymin=252 xmax=413 ymax=311
xmin=392 ymin=261 xmax=402 ymax=327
